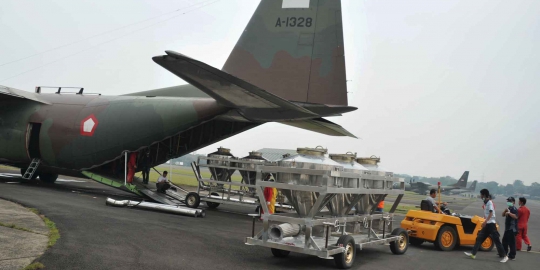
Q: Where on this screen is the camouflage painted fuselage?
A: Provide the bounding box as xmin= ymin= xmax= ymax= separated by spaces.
xmin=0 ymin=94 xmax=226 ymax=171
xmin=0 ymin=0 xmax=357 ymax=176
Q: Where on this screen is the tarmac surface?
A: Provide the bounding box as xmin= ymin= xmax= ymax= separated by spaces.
xmin=0 ymin=168 xmax=539 ymax=270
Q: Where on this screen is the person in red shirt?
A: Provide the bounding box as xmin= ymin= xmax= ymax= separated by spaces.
xmin=516 ymin=197 xmax=532 ymax=252
xmin=126 ymin=152 xmax=137 ymax=184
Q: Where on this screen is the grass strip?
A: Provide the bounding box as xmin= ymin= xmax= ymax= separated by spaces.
xmin=23 ymin=262 xmax=45 ymax=270
xmin=28 ymin=208 xmax=60 ymax=248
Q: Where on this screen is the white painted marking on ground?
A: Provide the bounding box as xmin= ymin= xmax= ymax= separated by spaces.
xmin=56 ymin=179 xmax=86 ymax=183
xmin=0 ymin=173 xmax=18 ymax=177
xmin=6 ymin=182 xmax=19 ymax=184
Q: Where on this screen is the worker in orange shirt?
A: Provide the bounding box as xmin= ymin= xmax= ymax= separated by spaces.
xmin=376 ymin=199 xmax=384 ymax=212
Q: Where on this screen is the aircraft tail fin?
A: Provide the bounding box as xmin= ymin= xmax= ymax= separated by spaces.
xmin=452 ymin=171 xmax=469 ymax=188
xmin=222 ymin=0 xmax=347 ymax=106
xmin=468 ymin=180 xmax=477 ymax=191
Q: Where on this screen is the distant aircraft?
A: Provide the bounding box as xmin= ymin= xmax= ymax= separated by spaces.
xmin=0 ymin=0 xmax=356 ymax=190
xmin=402 ymin=171 xmax=469 ymax=195
xmin=446 ymin=180 xmax=477 ymax=195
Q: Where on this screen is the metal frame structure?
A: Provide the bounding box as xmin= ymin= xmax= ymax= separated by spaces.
xmin=244 ymin=164 xmax=407 ymax=267
xmin=189 ymin=156 xmax=292 ymax=210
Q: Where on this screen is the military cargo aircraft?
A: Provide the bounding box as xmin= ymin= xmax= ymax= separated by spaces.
xmin=445 ymin=180 xmax=477 ymax=195
xmin=401 ymin=171 xmax=469 ymax=195
xmin=0 ymin=0 xmax=356 ymax=191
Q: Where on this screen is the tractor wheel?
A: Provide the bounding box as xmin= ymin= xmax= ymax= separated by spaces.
xmin=39 ymin=173 xmax=58 ymax=183
xmin=333 ymin=235 xmax=356 ymax=269
xmin=390 ymin=228 xmax=409 ymax=255
xmin=271 ymin=248 xmax=290 ymax=258
xmin=479 ymin=236 xmax=494 ymax=251
xmin=409 ymin=237 xmax=424 ymax=246
xmin=434 ymin=226 xmax=457 ymax=251
xmin=185 ymin=192 xmax=200 ymax=208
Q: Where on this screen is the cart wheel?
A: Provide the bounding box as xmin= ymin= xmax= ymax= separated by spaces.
xmin=390 ymin=228 xmax=409 ymax=255
xmin=479 ymin=236 xmax=494 ymax=252
xmin=206 ymin=201 xmax=220 ymax=209
xmin=185 ymin=192 xmax=200 ymax=208
xmin=434 ymin=226 xmax=457 ymax=251
xmin=271 ymin=248 xmax=290 ymax=258
xmin=206 ymin=192 xmax=220 ymax=209
xmin=333 ymin=235 xmax=356 ymax=269
xmin=409 ymin=237 xmax=424 ymax=246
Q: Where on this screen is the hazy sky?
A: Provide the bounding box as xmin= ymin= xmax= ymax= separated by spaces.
xmin=1 ymin=0 xmax=539 ymax=185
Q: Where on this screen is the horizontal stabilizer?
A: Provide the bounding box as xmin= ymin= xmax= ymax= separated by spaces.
xmin=0 ymin=85 xmax=51 ymax=104
xmin=153 ymin=51 xmax=318 ymax=122
xmin=279 ymin=118 xmax=356 ymax=138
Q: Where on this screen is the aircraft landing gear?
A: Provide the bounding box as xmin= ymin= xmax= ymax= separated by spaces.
xmin=39 ymin=173 xmax=58 ymax=184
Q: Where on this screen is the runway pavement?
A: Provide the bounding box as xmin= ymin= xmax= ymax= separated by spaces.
xmin=0 ymin=169 xmax=538 ymax=270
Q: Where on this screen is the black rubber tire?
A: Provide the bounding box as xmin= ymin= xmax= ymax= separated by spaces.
xmin=333 ymin=235 xmax=356 ymax=269
xmin=39 ymin=173 xmax=58 ymax=183
xmin=479 ymin=236 xmax=494 ymax=252
xmin=390 ymin=228 xmax=409 ymax=255
xmin=271 ymin=248 xmax=290 ymax=258
xmin=434 ymin=226 xmax=457 ymax=251
xmin=206 ymin=192 xmax=220 ymax=209
xmin=185 ymin=192 xmax=200 ymax=208
xmin=20 ymin=168 xmax=38 ymax=180
xmin=409 ymin=237 xmax=424 ymax=246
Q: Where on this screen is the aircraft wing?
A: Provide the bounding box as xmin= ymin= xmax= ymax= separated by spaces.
xmin=0 ymin=85 xmax=51 ymax=104
xmin=152 ymin=51 xmax=357 ymax=122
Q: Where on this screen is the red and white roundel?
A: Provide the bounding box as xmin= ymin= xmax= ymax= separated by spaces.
xmin=80 ymin=114 xmax=99 ymax=136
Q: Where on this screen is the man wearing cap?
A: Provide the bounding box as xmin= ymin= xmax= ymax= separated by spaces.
xmin=502 ymin=197 xmax=519 ymax=260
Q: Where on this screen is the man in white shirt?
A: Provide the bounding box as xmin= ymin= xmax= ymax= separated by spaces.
xmin=465 ymin=189 xmax=508 ymax=262
xmin=156 ymin=171 xmax=171 ymax=193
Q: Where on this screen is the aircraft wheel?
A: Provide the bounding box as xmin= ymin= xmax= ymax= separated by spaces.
xmin=271 ymin=248 xmax=290 ymax=258
xmin=434 ymin=226 xmax=457 ymax=251
xmin=39 ymin=173 xmax=58 ymax=183
xmin=390 ymin=228 xmax=409 ymax=255
xmin=185 ymin=192 xmax=200 ymax=208
xmin=333 ymin=235 xmax=356 ymax=269
xmin=409 ymin=237 xmax=424 ymax=246
xmin=479 ymin=236 xmax=494 ymax=251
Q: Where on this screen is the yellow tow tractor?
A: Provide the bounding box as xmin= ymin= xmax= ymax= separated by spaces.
xmin=401 ymin=182 xmax=496 ymax=251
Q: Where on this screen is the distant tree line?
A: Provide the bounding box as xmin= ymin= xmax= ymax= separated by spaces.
xmin=395 ymin=174 xmax=540 ymax=198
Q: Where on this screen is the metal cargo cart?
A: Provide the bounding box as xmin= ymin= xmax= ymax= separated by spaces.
xmin=244 ymin=147 xmax=408 ymax=269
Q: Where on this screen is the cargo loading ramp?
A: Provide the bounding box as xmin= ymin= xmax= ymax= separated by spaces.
xmin=82 ymin=171 xmax=205 ymax=217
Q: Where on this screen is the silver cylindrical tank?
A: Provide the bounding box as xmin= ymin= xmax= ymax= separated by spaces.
xmin=276 ymin=146 xmax=343 ymax=217
xmin=355 ymin=156 xmax=388 ymax=214
xmin=207 ymin=147 xmax=236 ymax=184
xmin=238 ymin=151 xmax=268 ymax=187
xmin=328 ymin=153 xmax=367 ymax=216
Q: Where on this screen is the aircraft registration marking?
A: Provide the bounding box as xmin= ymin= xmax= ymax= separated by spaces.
xmin=275 ymin=17 xmax=313 ymax=28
